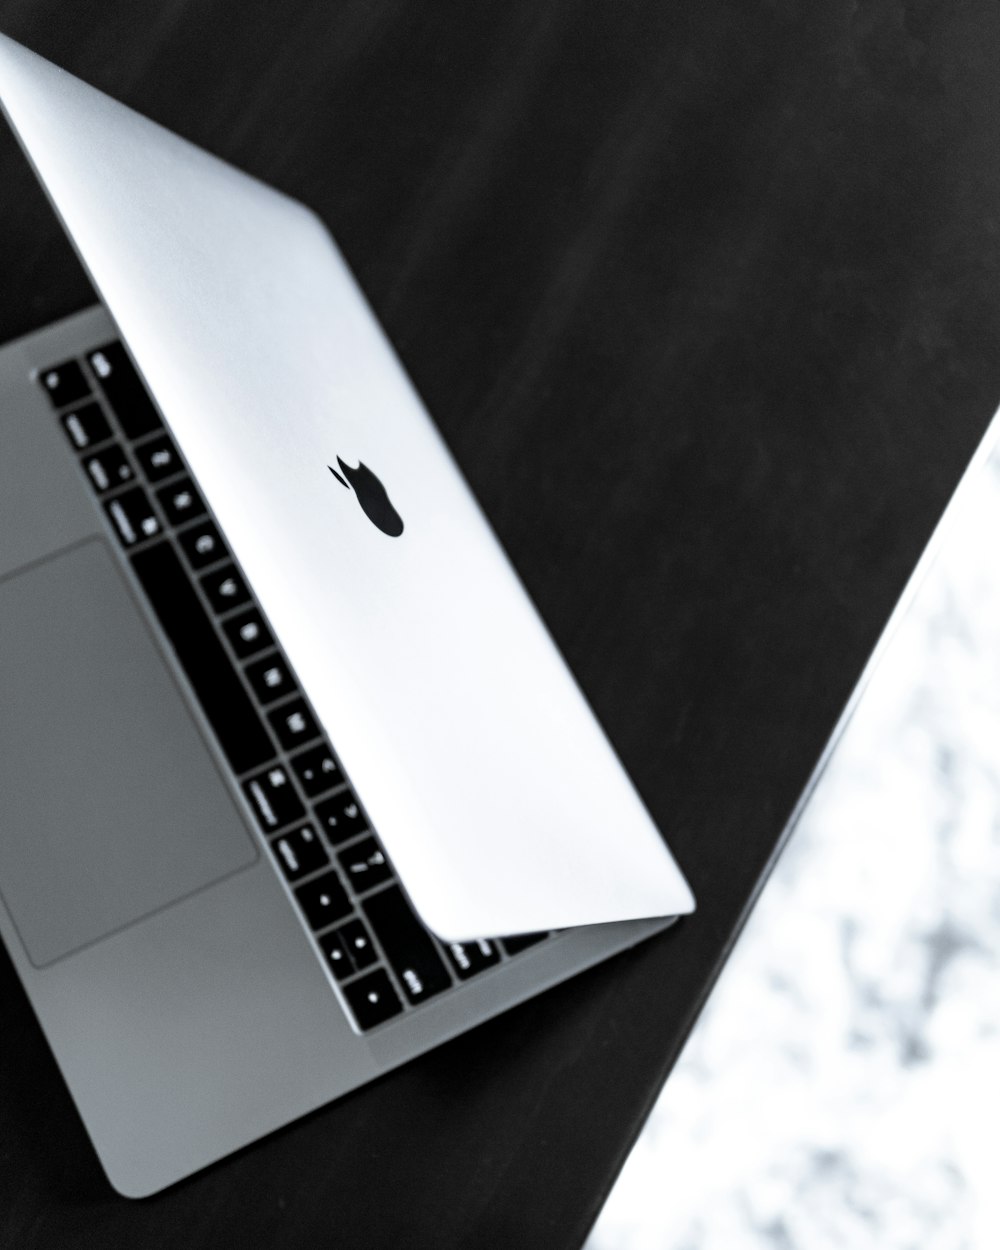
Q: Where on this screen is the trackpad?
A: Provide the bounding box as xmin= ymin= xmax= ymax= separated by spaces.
xmin=0 ymin=539 xmax=257 ymax=966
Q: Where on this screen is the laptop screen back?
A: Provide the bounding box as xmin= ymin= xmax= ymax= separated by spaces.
xmin=0 ymin=34 xmax=694 ymax=939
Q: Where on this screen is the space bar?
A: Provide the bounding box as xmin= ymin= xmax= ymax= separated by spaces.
xmin=131 ymin=541 xmax=274 ymax=774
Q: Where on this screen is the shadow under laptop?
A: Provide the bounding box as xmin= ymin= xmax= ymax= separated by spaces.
xmin=0 ymin=944 xmax=111 ymax=1206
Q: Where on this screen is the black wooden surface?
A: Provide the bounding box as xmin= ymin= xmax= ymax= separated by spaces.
xmin=3 ymin=3 xmax=1000 ymax=1247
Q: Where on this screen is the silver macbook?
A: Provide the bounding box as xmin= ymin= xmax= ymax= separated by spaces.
xmin=0 ymin=33 xmax=694 ymax=1196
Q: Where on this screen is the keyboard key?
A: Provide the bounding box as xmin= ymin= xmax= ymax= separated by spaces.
xmin=178 ymin=520 xmax=226 ymax=570
xmin=267 ymin=697 xmax=320 ymax=750
xmin=337 ymin=836 xmax=391 ymax=893
xmin=314 ymin=790 xmax=367 ymax=845
xmin=88 ymin=342 xmax=162 ymax=438
xmin=290 ymin=744 xmax=341 ymax=797
xmin=245 ymin=652 xmax=296 ymax=705
xmin=444 ymin=939 xmax=501 ymax=980
xmin=242 ymin=765 xmax=305 ymax=831
xmin=268 ymin=824 xmax=329 ymax=883
xmin=135 ymin=435 xmax=183 ymax=482
xmin=135 ymin=433 xmax=183 ymax=481
xmin=201 ymin=563 xmax=250 ymax=613
xmin=295 ymin=870 xmax=350 ymax=930
xmin=343 ymin=968 xmax=403 ymax=1030
xmin=39 ymin=359 xmax=90 ymax=407
xmin=500 ymin=933 xmax=549 ymax=956
xmin=131 ymin=542 xmax=274 ymax=774
xmin=84 ymin=445 xmax=134 ymax=493
xmin=155 ymin=476 xmax=206 ymax=526
xmin=61 ymin=402 xmax=112 ymax=450
xmin=337 ymin=918 xmax=378 ymax=970
xmin=362 ymin=886 xmax=451 ymax=1005
xmin=105 ymin=487 xmax=161 ymax=546
xmin=223 ymin=607 xmax=274 ymax=659
xmin=317 ymin=928 xmax=354 ymax=981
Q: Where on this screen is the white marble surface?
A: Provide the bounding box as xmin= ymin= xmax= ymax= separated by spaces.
xmin=586 ymin=434 xmax=1000 ymax=1249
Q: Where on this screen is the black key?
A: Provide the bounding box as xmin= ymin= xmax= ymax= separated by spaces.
xmin=337 ymin=836 xmax=391 ymax=893
xmin=269 ymin=824 xmax=329 ymax=883
xmin=105 ymin=486 xmax=161 ymax=546
xmin=314 ymin=790 xmax=367 ymax=846
xmin=39 ymin=359 xmax=90 ymax=408
xmin=500 ymin=933 xmax=549 ymax=956
xmin=343 ymin=968 xmax=403 ymax=1030
xmin=245 ymin=652 xmax=296 ymax=706
xmin=201 ymin=563 xmax=250 ymax=614
xmin=317 ymin=929 xmax=354 ymax=981
xmin=88 ymin=342 xmax=162 ymax=438
xmin=223 ymin=607 xmax=274 ymax=659
xmin=444 ymin=939 xmax=501 ymax=980
xmin=290 ymin=744 xmax=341 ymax=798
xmin=337 ymin=918 xmax=378 ymax=970
xmin=155 ymin=476 xmax=206 ymax=526
xmin=61 ymin=402 xmax=112 ymax=450
xmin=362 ymin=887 xmax=451 ymax=1005
xmin=178 ymin=520 xmax=226 ymax=570
xmin=84 ymin=445 xmax=134 ymax=493
xmin=242 ymin=765 xmax=305 ymax=832
xmin=131 ymin=542 xmax=274 ymax=774
xmin=267 ymin=697 xmax=320 ymax=750
xmin=135 ymin=433 xmax=183 ymax=481
xmin=295 ymin=870 xmax=350 ymax=930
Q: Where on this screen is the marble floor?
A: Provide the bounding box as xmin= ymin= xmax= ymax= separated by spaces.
xmin=586 ymin=422 xmax=1000 ymax=1249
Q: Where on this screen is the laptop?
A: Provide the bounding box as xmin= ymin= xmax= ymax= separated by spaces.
xmin=0 ymin=33 xmax=694 ymax=1196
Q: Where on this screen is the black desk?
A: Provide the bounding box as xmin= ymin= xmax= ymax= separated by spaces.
xmin=3 ymin=3 xmax=1000 ymax=1246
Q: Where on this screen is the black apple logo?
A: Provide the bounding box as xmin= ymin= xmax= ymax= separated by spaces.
xmin=328 ymin=458 xmax=404 ymax=537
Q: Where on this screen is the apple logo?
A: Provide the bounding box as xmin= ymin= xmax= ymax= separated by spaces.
xmin=328 ymin=457 xmax=404 ymax=537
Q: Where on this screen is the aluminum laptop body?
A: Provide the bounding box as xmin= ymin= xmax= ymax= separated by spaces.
xmin=0 ymin=35 xmax=693 ymax=1195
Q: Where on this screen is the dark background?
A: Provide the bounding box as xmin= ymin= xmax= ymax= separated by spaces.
xmin=3 ymin=2 xmax=1000 ymax=1247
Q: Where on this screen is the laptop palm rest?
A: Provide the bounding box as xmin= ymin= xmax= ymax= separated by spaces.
xmin=0 ymin=537 xmax=257 ymax=967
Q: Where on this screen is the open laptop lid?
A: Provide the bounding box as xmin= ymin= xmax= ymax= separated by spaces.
xmin=0 ymin=34 xmax=693 ymax=940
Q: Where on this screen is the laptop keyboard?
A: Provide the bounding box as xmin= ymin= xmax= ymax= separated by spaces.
xmin=37 ymin=345 xmax=550 ymax=1032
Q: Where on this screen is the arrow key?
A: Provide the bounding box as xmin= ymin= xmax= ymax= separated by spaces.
xmin=314 ymin=790 xmax=367 ymax=846
xmin=343 ymin=968 xmax=402 ymax=1030
xmin=294 ymin=870 xmax=350 ymax=931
